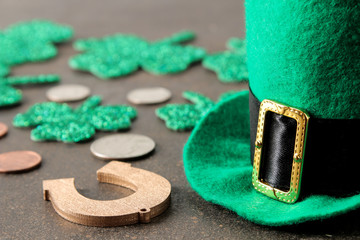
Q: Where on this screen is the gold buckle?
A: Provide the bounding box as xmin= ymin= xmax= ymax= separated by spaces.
xmin=252 ymin=99 xmax=310 ymax=203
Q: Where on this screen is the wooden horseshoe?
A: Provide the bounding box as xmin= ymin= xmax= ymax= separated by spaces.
xmin=43 ymin=161 xmax=171 ymax=227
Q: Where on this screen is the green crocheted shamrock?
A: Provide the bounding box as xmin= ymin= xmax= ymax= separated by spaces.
xmin=0 ymin=20 xmax=73 ymax=77
xmin=156 ymin=91 xmax=237 ymax=131
xmin=203 ymin=38 xmax=248 ymax=82
xmin=69 ymin=31 xmax=206 ymax=79
xmin=0 ymin=75 xmax=60 ymax=107
xmin=13 ymin=96 xmax=137 ymax=143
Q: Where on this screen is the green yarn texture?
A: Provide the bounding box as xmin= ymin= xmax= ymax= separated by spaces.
xmin=183 ymin=91 xmax=360 ymax=226
xmin=156 ymin=91 xmax=238 ymax=131
xmin=0 ymin=20 xmax=73 ymax=77
xmin=0 ymin=75 xmax=60 ymax=107
xmin=245 ymin=0 xmax=360 ymax=119
xmin=13 ymin=96 xmax=137 ymax=143
xmin=203 ymin=38 xmax=248 ymax=82
xmin=69 ymin=31 xmax=206 ymax=79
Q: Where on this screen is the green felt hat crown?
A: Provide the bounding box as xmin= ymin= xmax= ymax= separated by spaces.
xmin=247 ymin=0 xmax=360 ymax=119
xmin=183 ymin=0 xmax=360 ymax=226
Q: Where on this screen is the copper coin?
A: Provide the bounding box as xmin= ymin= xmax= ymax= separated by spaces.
xmin=0 ymin=122 xmax=8 ymax=138
xmin=0 ymin=151 xmax=42 ymax=173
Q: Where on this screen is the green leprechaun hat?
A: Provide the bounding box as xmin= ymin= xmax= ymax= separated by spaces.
xmin=183 ymin=0 xmax=360 ymax=226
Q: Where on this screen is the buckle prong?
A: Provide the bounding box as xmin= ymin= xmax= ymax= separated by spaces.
xmin=255 ymin=140 xmax=262 ymax=149
xmin=252 ymin=99 xmax=310 ymax=204
xmin=273 ymin=188 xmax=279 ymax=200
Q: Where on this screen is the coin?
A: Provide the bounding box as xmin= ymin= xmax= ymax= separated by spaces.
xmin=0 ymin=151 xmax=42 ymax=173
xmin=0 ymin=122 xmax=8 ymax=138
xmin=127 ymin=87 xmax=171 ymax=105
xmin=90 ymin=134 xmax=156 ymax=160
xmin=46 ymin=84 xmax=91 ymax=102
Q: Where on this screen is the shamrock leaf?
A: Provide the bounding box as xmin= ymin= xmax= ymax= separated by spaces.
xmin=203 ymin=38 xmax=248 ymax=82
xmin=0 ymin=63 xmax=10 ymax=77
xmin=5 ymin=20 xmax=73 ymax=43
xmin=69 ymin=31 xmax=206 ymax=79
xmin=0 ymin=75 xmax=60 ymax=107
xmin=31 ymin=121 xmax=95 ymax=143
xmin=13 ymin=96 xmax=137 ymax=143
xmin=156 ymin=91 xmax=239 ymax=131
xmin=0 ymin=83 xmax=22 ymax=107
xmin=0 ymin=20 xmax=73 ymax=77
xmin=140 ymin=44 xmax=205 ymax=74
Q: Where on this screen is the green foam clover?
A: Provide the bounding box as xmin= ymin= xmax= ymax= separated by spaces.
xmin=0 ymin=63 xmax=10 ymax=77
xmin=203 ymin=38 xmax=248 ymax=82
xmin=0 ymin=83 xmax=22 ymax=107
xmin=69 ymin=31 xmax=206 ymax=79
xmin=13 ymin=96 xmax=137 ymax=143
xmin=0 ymin=75 xmax=60 ymax=107
xmin=156 ymin=91 xmax=237 ymax=131
xmin=0 ymin=20 xmax=73 ymax=77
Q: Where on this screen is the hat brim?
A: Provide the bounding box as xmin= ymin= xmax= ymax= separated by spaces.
xmin=183 ymin=90 xmax=360 ymax=226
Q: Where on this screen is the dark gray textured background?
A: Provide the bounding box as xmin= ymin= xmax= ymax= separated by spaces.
xmin=0 ymin=0 xmax=359 ymax=239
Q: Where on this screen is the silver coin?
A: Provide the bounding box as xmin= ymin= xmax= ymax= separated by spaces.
xmin=47 ymin=84 xmax=91 ymax=102
xmin=90 ymin=134 xmax=156 ymax=160
xmin=127 ymin=87 xmax=171 ymax=105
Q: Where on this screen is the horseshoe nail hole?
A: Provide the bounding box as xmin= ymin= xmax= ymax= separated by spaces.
xmin=139 ymin=208 xmax=151 ymax=223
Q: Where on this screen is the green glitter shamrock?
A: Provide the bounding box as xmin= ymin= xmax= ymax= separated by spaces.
xmin=69 ymin=31 xmax=206 ymax=79
xmin=0 ymin=75 xmax=60 ymax=107
xmin=203 ymin=38 xmax=248 ymax=82
xmin=156 ymin=91 xmax=238 ymax=131
xmin=0 ymin=20 xmax=73 ymax=77
xmin=13 ymin=96 xmax=137 ymax=143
